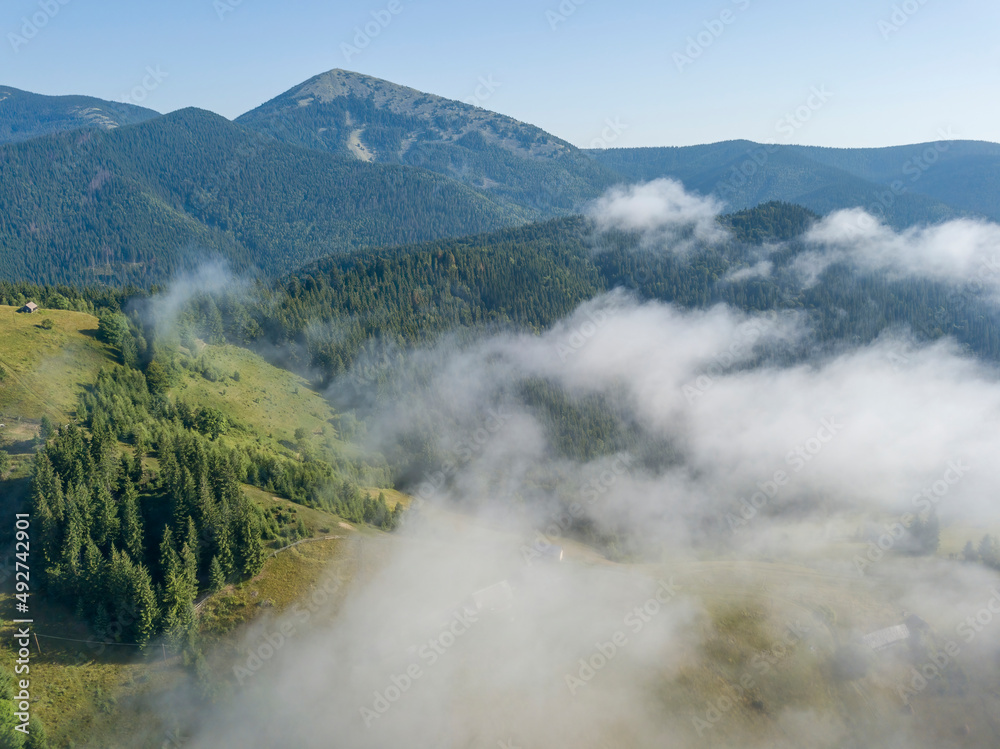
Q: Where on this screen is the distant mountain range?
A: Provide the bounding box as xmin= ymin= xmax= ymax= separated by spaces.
xmin=589 ymin=139 xmax=1000 ymax=225
xmin=0 ymin=69 xmax=998 ymax=286
xmin=0 ymin=86 xmax=158 ymax=144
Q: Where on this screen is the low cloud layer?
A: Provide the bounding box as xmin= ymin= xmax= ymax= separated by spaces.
xmin=151 ymin=290 xmax=1000 ymax=748
xmin=586 ymin=178 xmax=726 ymax=248
xmin=367 ymin=293 xmax=1000 ymax=532
xmin=126 ymin=186 xmax=1000 ymax=749
xmin=185 ymin=529 xmax=700 ymax=748
xmin=587 ymin=180 xmax=1000 ymax=311
xmin=140 ymin=258 xmax=245 ymax=338
xmin=797 ymin=208 xmax=1000 ymax=293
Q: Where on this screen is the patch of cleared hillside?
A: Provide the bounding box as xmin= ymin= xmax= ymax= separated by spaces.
xmin=169 ymin=342 xmax=351 ymax=460
xmin=0 ymin=304 xmax=115 ymax=420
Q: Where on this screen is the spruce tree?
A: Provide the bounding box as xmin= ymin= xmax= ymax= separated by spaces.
xmin=119 ymin=332 xmax=138 ymax=369
xmin=92 ymin=483 xmax=119 ymax=549
xmin=131 ymin=563 xmax=159 ymax=648
xmin=209 ymin=555 xmax=225 ymax=593
xmin=162 ymin=569 xmax=196 ymax=654
xmin=31 ymin=453 xmax=62 ymax=566
xmin=82 ymin=539 xmax=106 ymax=616
xmin=39 ymin=414 xmax=54 ymax=442
xmin=159 ymin=526 xmax=179 ymax=582
xmin=119 ymin=476 xmax=144 ymax=562
xmin=181 ymin=517 xmax=199 ymax=589
xmin=233 ymin=498 xmax=265 ymax=579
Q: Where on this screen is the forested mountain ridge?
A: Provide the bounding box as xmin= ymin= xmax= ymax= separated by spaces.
xmin=0 ymin=107 xmax=525 ymax=286
xmin=235 ymin=69 xmax=620 ymax=215
xmin=1 ymin=73 xmax=999 ymax=290
xmin=589 ymin=139 xmax=1000 ymax=226
xmin=0 ymin=85 xmax=159 ymax=144
xmin=1 ymin=201 xmax=820 ymax=386
xmin=136 ymin=200 xmax=996 ymax=389
xmin=5 ymin=200 xmax=996 ymax=393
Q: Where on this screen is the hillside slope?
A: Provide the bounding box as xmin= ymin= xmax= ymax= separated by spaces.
xmin=0 ymin=304 xmax=114 ymax=421
xmin=0 ymin=108 xmax=525 ymax=286
xmin=0 ymin=305 xmax=398 ymax=747
xmin=236 ymin=69 xmax=620 ymax=216
xmin=0 ymin=85 xmax=159 ymax=144
xmin=212 ymin=201 xmax=1000 ymax=390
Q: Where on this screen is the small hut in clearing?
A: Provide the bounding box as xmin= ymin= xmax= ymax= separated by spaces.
xmin=18 ymin=302 xmax=38 ymax=314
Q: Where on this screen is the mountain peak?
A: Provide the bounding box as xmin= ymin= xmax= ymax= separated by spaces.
xmin=248 ymin=68 xmax=556 ymax=145
xmin=282 ymin=68 xmax=460 ymax=120
xmin=234 ymin=69 xmax=619 ymax=216
xmin=293 ymin=68 xmax=428 ymax=104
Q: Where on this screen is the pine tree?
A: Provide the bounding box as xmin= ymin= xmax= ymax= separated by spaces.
xmin=133 ymin=426 xmax=150 ymax=459
xmin=159 ymin=526 xmax=179 ymax=582
xmin=89 ymin=424 xmax=119 ymax=485
xmin=94 ymin=602 xmax=111 ymax=641
xmin=215 ymin=514 xmax=235 ymax=578
xmin=145 ymin=359 xmax=169 ymax=394
xmin=162 ymin=568 xmax=196 ymax=654
xmin=181 ymin=516 xmax=199 ymax=589
xmin=209 ymin=555 xmax=225 ymax=593
xmin=201 ymin=297 xmax=225 ymax=344
xmin=118 ymin=451 xmax=140 ymax=488
xmin=196 ymin=475 xmax=219 ymax=542
xmin=60 ymin=503 xmax=84 ymax=588
xmin=82 ymin=538 xmax=106 ymax=616
xmin=67 ymin=482 xmax=93 ymax=533
xmin=131 ymin=563 xmax=159 ymax=648
xmin=31 ymin=453 xmax=63 ymax=566
xmin=160 ymin=520 xmax=197 ymax=654
xmin=173 ymin=468 xmax=198 ymax=531
xmin=119 ymin=476 xmax=144 ymax=562
xmin=105 ymin=546 xmax=136 ymax=639
xmin=233 ymin=498 xmax=265 ymax=579
xmin=119 ymin=333 xmax=138 ymax=369
xmin=39 ymin=414 xmax=54 ymax=442
xmin=390 ymin=501 xmax=404 ymax=530
xmin=92 ymin=483 xmax=119 ymax=549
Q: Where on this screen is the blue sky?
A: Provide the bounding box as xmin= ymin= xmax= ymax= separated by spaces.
xmin=2 ymin=0 xmax=997 ymax=148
